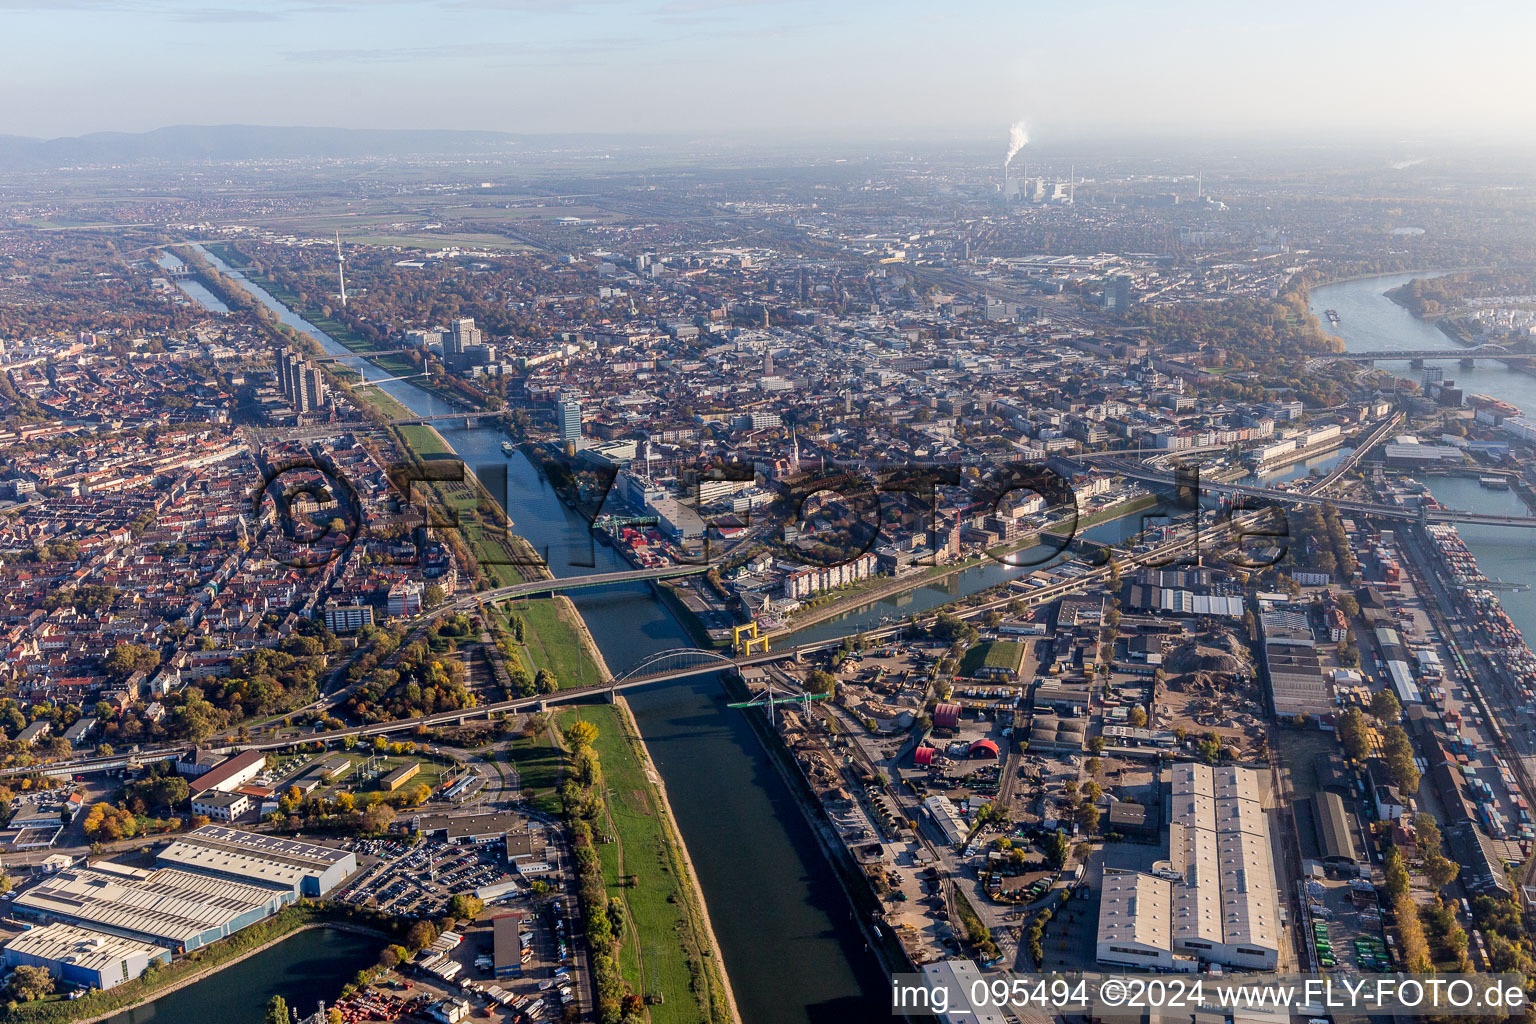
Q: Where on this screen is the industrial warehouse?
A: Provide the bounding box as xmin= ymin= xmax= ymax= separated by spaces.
xmin=1 ymin=923 xmax=169 ymax=992
xmin=3 ymin=827 xmax=357 ymax=988
xmin=1096 ymin=763 xmax=1281 ymax=971
xmin=155 ymin=824 xmax=358 ymax=897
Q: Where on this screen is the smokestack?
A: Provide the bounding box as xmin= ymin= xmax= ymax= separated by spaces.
xmin=1004 ymin=120 xmax=1029 ymax=171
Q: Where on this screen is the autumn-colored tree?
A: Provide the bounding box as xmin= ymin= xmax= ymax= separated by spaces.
xmin=565 ymin=720 xmax=599 ymax=750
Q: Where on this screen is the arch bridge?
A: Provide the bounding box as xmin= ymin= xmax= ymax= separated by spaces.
xmin=610 ymin=647 xmax=742 ymax=689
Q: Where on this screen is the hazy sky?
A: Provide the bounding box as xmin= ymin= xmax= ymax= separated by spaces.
xmin=7 ymin=0 xmax=1536 ymax=143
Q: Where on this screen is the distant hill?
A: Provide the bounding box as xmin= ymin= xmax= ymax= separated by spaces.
xmin=0 ymin=124 xmax=641 ymax=168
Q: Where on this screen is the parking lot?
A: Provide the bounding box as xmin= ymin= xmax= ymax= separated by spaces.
xmin=335 ymin=836 xmax=516 ymax=920
xmin=326 ymin=830 xmax=584 ymax=1021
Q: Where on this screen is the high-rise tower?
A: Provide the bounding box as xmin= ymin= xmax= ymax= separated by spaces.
xmin=335 ymin=232 xmax=347 ymax=309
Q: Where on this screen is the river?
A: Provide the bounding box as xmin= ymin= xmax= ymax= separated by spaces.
xmin=153 ymin=252 xmax=231 ymax=314
xmin=102 ymin=928 xmax=380 ymax=1024
xmin=781 ymin=500 xmax=1175 ymax=646
xmin=193 ymin=245 xmax=887 ymax=1022
xmin=1310 ymin=273 xmax=1536 ymax=640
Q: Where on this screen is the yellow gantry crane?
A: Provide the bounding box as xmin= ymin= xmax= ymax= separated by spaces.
xmin=733 ymin=621 xmax=770 ymax=656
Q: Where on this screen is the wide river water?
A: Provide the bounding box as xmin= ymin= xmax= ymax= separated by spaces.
xmin=1309 ymin=272 xmax=1536 ymax=640
xmin=189 ymin=245 xmax=887 ymax=1022
xmin=166 ymin=254 xmax=1531 ymax=1020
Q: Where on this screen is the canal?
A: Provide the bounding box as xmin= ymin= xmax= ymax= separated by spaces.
xmin=154 ymin=252 xmax=231 ymax=314
xmin=194 ymin=245 xmax=888 ymax=1022
xmin=1310 ymin=273 xmax=1536 ymax=640
xmin=781 ymin=499 xmax=1177 ymax=647
xmin=103 ymin=928 xmax=380 ymax=1024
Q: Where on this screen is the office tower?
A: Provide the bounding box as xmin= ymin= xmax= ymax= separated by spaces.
xmin=302 ymin=366 xmax=328 ymax=412
xmin=558 ymin=397 xmax=582 ymax=444
xmin=1104 ymin=275 xmax=1132 ymax=314
xmin=445 ymin=317 xmax=481 ymax=370
xmin=451 ymin=317 xmax=481 ymax=348
xmin=283 ymin=350 xmax=306 ymax=407
xmin=763 ymin=351 xmax=774 ymax=376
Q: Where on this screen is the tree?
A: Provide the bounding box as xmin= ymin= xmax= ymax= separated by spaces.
xmin=104 ymin=642 xmax=160 ymax=677
xmin=405 ymin=920 xmax=438 ymax=951
xmin=1128 ymin=706 xmax=1147 ymax=728
xmin=1414 ymin=812 xmax=1443 ymax=860
xmin=5 ymin=965 xmax=53 ymax=1002
xmin=1370 ymin=689 xmax=1401 ymax=724
xmin=1425 ymin=852 xmax=1459 ymax=889
xmin=423 ymin=583 xmax=446 ymax=610
xmin=1075 ymin=802 xmax=1100 ymax=832
xmin=362 ymin=803 xmax=396 ymax=834
xmin=1381 ymin=725 xmax=1421 ymax=794
xmin=449 ymin=894 xmax=485 ymax=920
xmin=1044 ymin=829 xmax=1070 ymax=868
xmin=1336 ymin=707 xmax=1370 ymax=761
xmin=1087 ymin=735 xmax=1106 ymax=755
xmin=565 ymin=720 xmax=599 ymax=750
xmin=805 ymin=668 xmax=837 ymax=696
xmin=264 ymin=996 xmax=290 ymax=1024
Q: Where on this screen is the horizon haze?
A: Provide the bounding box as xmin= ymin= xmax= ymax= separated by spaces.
xmin=6 ymin=0 xmax=1536 ymax=146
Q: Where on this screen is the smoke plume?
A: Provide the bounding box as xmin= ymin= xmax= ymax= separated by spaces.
xmin=1005 ymin=120 xmax=1030 ymax=169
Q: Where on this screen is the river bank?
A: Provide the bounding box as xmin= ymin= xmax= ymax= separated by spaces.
xmin=192 ymin=238 xmax=886 ymax=1021
xmin=387 ymin=433 xmax=741 ymax=1019
xmin=721 ymin=669 xmax=913 ymax=976
xmin=766 ymin=494 xmax=1159 ymax=641
xmin=1311 ymin=271 xmax=1536 ymax=637
xmin=612 ymin=696 xmax=741 ymax=1024
xmin=351 ymin=360 xmax=741 ymax=1022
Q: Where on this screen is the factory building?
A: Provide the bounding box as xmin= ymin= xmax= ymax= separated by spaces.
xmin=155 ymin=825 xmax=357 ymax=898
xmin=4 ymin=826 xmax=358 ymax=989
xmin=381 ymin=762 xmax=422 ymax=792
xmin=1260 ymin=610 xmax=1332 ymax=719
xmin=2 ymin=922 xmax=170 ymax=991
xmin=923 ymin=794 xmax=968 ymax=848
xmin=917 ymin=960 xmax=1008 ymax=1024
xmin=189 ymin=791 xmax=250 ymax=822
xmin=1095 ymin=764 xmax=1280 ymax=971
xmin=11 ymin=863 xmax=291 ymax=953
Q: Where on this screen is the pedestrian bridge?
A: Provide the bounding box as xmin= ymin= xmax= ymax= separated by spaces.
xmin=470 ymin=564 xmax=711 ymax=605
